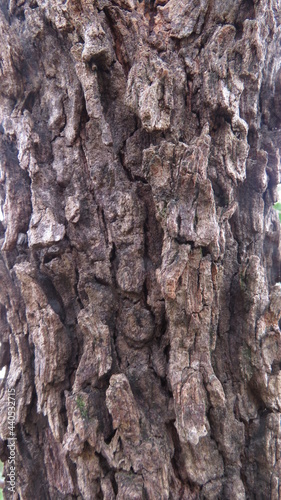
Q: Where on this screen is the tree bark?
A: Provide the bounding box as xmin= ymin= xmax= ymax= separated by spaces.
xmin=0 ymin=0 xmax=281 ymax=498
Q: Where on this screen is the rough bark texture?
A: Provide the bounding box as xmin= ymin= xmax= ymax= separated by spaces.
xmin=1 ymin=0 xmax=281 ymax=498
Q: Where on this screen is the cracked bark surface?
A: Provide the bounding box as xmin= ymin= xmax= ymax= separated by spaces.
xmin=0 ymin=0 xmax=281 ymax=498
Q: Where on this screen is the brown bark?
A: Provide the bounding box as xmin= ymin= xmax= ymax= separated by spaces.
xmin=0 ymin=0 xmax=281 ymax=498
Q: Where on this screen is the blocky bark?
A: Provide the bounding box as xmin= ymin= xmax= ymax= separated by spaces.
xmin=0 ymin=1 xmax=281 ymax=498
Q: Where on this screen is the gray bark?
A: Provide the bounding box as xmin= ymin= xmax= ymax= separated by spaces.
xmin=0 ymin=0 xmax=281 ymax=498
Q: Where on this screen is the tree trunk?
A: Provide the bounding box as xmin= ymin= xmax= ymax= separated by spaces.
xmin=0 ymin=0 xmax=281 ymax=498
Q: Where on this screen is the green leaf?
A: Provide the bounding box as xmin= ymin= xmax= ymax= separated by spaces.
xmin=273 ymin=202 xmax=281 ymax=211
xmin=279 ymin=213 xmax=281 ymax=223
